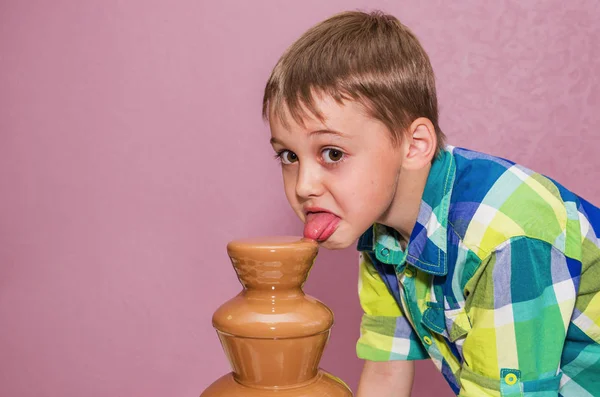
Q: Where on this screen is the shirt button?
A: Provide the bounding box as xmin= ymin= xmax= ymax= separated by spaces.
xmin=504 ymin=373 xmax=518 ymax=385
xmin=404 ymin=268 xmax=414 ymax=278
xmin=381 ymin=248 xmax=390 ymax=257
xmin=423 ymin=336 xmax=432 ymax=345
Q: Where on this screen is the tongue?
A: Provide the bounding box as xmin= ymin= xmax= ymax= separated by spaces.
xmin=304 ymin=212 xmax=340 ymax=241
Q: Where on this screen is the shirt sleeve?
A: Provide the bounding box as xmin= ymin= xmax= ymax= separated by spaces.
xmin=356 ymin=251 xmax=429 ymax=361
xmin=458 ymin=237 xmax=577 ymax=396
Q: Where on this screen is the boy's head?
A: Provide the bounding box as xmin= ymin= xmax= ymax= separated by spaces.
xmin=263 ymin=10 xmax=445 ymax=152
xmin=263 ymin=10 xmax=444 ymax=249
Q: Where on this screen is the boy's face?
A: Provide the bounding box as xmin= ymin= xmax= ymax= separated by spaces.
xmin=269 ymin=95 xmax=407 ymax=250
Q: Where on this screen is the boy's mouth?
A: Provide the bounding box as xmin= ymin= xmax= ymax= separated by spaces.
xmin=303 ymin=209 xmax=341 ymax=242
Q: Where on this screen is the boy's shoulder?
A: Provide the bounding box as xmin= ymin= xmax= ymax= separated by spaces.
xmin=447 ymin=146 xmax=585 ymax=259
xmin=357 ymin=145 xmax=598 ymax=267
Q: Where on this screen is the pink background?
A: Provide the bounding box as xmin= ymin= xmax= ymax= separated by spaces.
xmin=1 ymin=1 xmax=598 ymax=396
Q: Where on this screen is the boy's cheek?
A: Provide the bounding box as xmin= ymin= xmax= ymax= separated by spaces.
xmin=280 ymin=173 xmax=294 ymax=195
xmin=282 ymin=188 xmax=295 ymax=207
xmin=282 ymin=182 xmax=300 ymax=213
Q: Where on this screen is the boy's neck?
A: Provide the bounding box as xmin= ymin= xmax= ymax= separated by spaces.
xmin=379 ymin=163 xmax=431 ymax=243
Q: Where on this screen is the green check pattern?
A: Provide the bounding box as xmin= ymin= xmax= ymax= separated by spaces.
xmin=356 ymin=146 xmax=600 ymax=396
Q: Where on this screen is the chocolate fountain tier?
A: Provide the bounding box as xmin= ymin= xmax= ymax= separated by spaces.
xmin=212 ymin=237 xmax=333 ymax=339
xmin=201 ymin=370 xmax=352 ymax=397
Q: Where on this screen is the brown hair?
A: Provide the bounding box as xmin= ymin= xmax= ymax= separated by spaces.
xmin=262 ymin=10 xmax=446 ymax=153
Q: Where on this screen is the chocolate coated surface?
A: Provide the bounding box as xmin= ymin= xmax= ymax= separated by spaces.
xmin=200 ymin=237 xmax=352 ymax=396
xmin=201 ymin=371 xmax=351 ymax=396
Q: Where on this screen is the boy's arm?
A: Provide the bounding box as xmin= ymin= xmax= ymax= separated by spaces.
xmin=458 ymin=237 xmax=580 ymax=396
xmin=357 ymin=360 xmax=414 ymax=397
xmin=356 ymin=251 xmax=428 ymax=395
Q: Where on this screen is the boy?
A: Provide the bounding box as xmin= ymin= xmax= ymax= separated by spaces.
xmin=262 ymin=10 xmax=600 ymax=397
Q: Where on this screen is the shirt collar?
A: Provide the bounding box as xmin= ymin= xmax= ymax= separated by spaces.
xmin=357 ymin=146 xmax=456 ymax=276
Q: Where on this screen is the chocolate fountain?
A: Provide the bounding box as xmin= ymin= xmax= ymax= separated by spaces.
xmin=200 ymin=236 xmax=352 ymax=396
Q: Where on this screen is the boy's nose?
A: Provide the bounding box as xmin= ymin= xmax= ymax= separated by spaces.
xmin=295 ymin=164 xmax=324 ymax=199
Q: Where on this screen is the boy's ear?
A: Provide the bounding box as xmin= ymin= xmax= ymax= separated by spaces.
xmin=402 ymin=117 xmax=437 ymax=170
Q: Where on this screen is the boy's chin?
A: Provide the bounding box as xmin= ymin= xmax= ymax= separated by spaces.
xmin=317 ymin=234 xmax=354 ymax=250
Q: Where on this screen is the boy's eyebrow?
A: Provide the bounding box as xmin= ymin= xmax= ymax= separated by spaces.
xmin=270 ymin=137 xmax=283 ymax=146
xmin=269 ymin=129 xmax=347 ymax=146
xmin=308 ymin=129 xmax=347 ymax=138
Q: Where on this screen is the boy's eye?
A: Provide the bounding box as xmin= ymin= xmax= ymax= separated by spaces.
xmin=279 ymin=150 xmax=298 ymax=165
xmin=322 ymin=148 xmax=344 ymax=163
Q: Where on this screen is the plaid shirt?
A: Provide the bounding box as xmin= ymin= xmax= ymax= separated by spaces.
xmin=356 ymin=146 xmax=600 ymax=396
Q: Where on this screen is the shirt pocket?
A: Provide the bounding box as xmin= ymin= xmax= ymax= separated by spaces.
xmin=443 ymin=307 xmax=472 ymax=343
xmin=421 ymin=304 xmax=472 ymax=364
